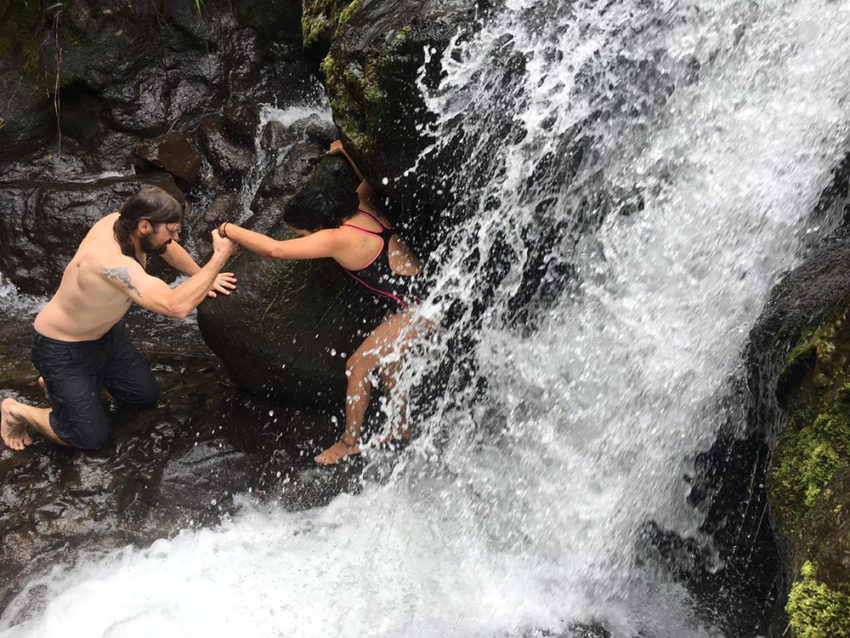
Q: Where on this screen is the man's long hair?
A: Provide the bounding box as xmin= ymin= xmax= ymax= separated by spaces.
xmin=114 ymin=186 xmax=183 ymax=260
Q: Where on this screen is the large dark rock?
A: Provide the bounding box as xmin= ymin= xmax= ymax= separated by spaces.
xmin=197 ymin=130 xmax=381 ymax=405
xmin=0 ymin=173 xmax=184 ymax=295
xmin=198 ymin=250 xmax=383 ymax=405
xmin=134 ymin=132 xmax=203 ymax=185
xmin=746 ymin=205 xmax=850 ymax=635
xmin=199 ymin=115 xmax=257 ymax=178
xmin=319 ymin=0 xmax=480 ymax=190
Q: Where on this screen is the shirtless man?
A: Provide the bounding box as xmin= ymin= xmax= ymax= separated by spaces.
xmin=0 ymin=185 xmax=237 ymax=451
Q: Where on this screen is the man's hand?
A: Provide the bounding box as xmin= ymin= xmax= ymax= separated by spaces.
xmin=208 ymin=272 xmax=237 ymax=298
xmin=212 ymin=229 xmax=237 ymax=259
xmin=326 ymin=140 xmax=344 ymax=156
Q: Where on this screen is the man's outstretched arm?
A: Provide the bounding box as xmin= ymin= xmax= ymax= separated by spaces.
xmin=101 ymin=231 xmax=237 ymax=318
xmin=162 ymin=241 xmax=237 ymax=298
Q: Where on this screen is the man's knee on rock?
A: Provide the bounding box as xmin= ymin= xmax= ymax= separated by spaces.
xmin=131 ymin=379 xmax=159 ymax=407
xmin=54 ymin=414 xmax=110 ymax=450
xmin=113 ymin=378 xmax=160 ymax=408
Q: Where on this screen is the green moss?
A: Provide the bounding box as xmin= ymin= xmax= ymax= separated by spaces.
xmin=786 ymin=561 xmax=850 ymax=638
xmin=302 ymin=0 xmax=354 ymax=49
xmin=321 ymin=25 xmax=413 ymax=159
xmin=336 ymin=0 xmax=361 ymax=28
xmin=769 ymin=291 xmax=850 ymax=636
xmin=769 ymin=384 xmax=850 ymax=535
xmin=778 ymin=296 xmax=850 ymax=409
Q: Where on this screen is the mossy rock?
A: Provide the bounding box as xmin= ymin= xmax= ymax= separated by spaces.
xmin=302 ymin=0 xmax=357 ymax=58
xmin=768 ymin=385 xmax=850 ymax=536
xmin=768 ymin=296 xmax=850 ymax=539
xmin=803 ymin=469 xmax=850 ymax=588
xmin=318 ymin=0 xmax=479 ymax=191
xmin=0 ymin=1 xmax=45 ymax=71
xmin=776 ymin=294 xmax=850 ymax=410
xmin=767 ymin=291 xmax=850 ymax=637
xmin=786 ymin=561 xmax=850 ymax=638
xmin=197 ymin=246 xmax=381 ymax=406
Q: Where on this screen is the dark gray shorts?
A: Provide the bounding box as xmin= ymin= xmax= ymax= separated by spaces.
xmin=30 ymin=323 xmax=159 ymax=450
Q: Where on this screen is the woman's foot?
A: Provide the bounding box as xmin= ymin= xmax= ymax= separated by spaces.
xmin=1 ymin=398 xmax=34 ymax=450
xmin=314 ymin=438 xmax=360 ymax=465
xmin=380 ymin=427 xmax=412 ymax=445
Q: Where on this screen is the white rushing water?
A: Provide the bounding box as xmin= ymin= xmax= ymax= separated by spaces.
xmin=3 ymin=0 xmax=850 ymax=636
xmin=0 ymin=274 xmax=46 ymax=319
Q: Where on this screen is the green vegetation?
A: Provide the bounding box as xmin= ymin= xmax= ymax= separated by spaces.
xmin=777 ymin=294 xmax=850 ymax=408
xmin=336 ymin=0 xmax=361 ymax=28
xmin=769 ymin=384 xmax=850 ymax=533
xmin=767 ymin=293 xmax=850 ymax=636
xmin=302 ymin=0 xmax=355 ymax=50
xmin=320 ymin=26 xmax=412 ymax=157
xmin=786 ymin=562 xmax=850 ymax=638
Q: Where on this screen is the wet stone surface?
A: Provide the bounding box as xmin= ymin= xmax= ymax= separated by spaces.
xmin=0 ymin=306 xmax=366 ymax=613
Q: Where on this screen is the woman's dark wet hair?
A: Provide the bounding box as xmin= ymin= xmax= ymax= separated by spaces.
xmin=283 ymin=187 xmax=359 ymax=232
xmin=114 ymin=185 xmax=183 ymax=260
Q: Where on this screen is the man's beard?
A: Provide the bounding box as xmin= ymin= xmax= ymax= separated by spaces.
xmin=141 ymin=235 xmax=171 ymax=256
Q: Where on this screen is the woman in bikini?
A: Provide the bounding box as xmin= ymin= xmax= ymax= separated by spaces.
xmin=219 ymin=140 xmax=423 ymax=465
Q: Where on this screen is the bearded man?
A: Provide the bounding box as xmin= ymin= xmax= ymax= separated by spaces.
xmin=1 ymin=185 xmax=237 ymax=451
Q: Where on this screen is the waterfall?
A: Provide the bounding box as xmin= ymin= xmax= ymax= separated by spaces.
xmin=2 ymin=1 xmax=850 ymax=637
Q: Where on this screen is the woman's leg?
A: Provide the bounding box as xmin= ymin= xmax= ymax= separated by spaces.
xmin=378 ymin=359 xmax=411 ymax=442
xmin=314 ymin=308 xmax=420 ymax=465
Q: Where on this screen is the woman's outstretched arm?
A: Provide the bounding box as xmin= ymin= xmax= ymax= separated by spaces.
xmin=326 ymin=140 xmax=377 ymax=203
xmin=219 ymin=222 xmax=343 ymax=261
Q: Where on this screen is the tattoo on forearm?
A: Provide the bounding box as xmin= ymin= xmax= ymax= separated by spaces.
xmin=101 ymin=266 xmax=142 ymax=297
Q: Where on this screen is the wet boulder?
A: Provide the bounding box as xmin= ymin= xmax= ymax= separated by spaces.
xmin=198 ymin=249 xmax=383 ymax=406
xmin=747 ymin=224 xmax=850 ymax=636
xmin=199 ymin=115 xmax=257 ymax=179
xmin=255 ymin=140 xmax=325 ymax=202
xmin=0 ymin=0 xmax=310 ymax=179
xmin=318 ymin=0 xmax=480 ymax=190
xmin=197 ymin=136 xmax=380 ymax=405
xmin=134 ymin=132 xmax=203 ymax=185
xmin=0 ymin=173 xmax=184 ymax=295
xmin=223 ymin=96 xmax=262 ymax=145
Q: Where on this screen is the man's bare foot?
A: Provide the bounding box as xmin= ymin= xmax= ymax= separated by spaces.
xmin=314 ymin=439 xmax=360 ymax=465
xmin=38 ymin=377 xmax=46 ymax=393
xmin=1 ymin=398 xmax=34 ymax=451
